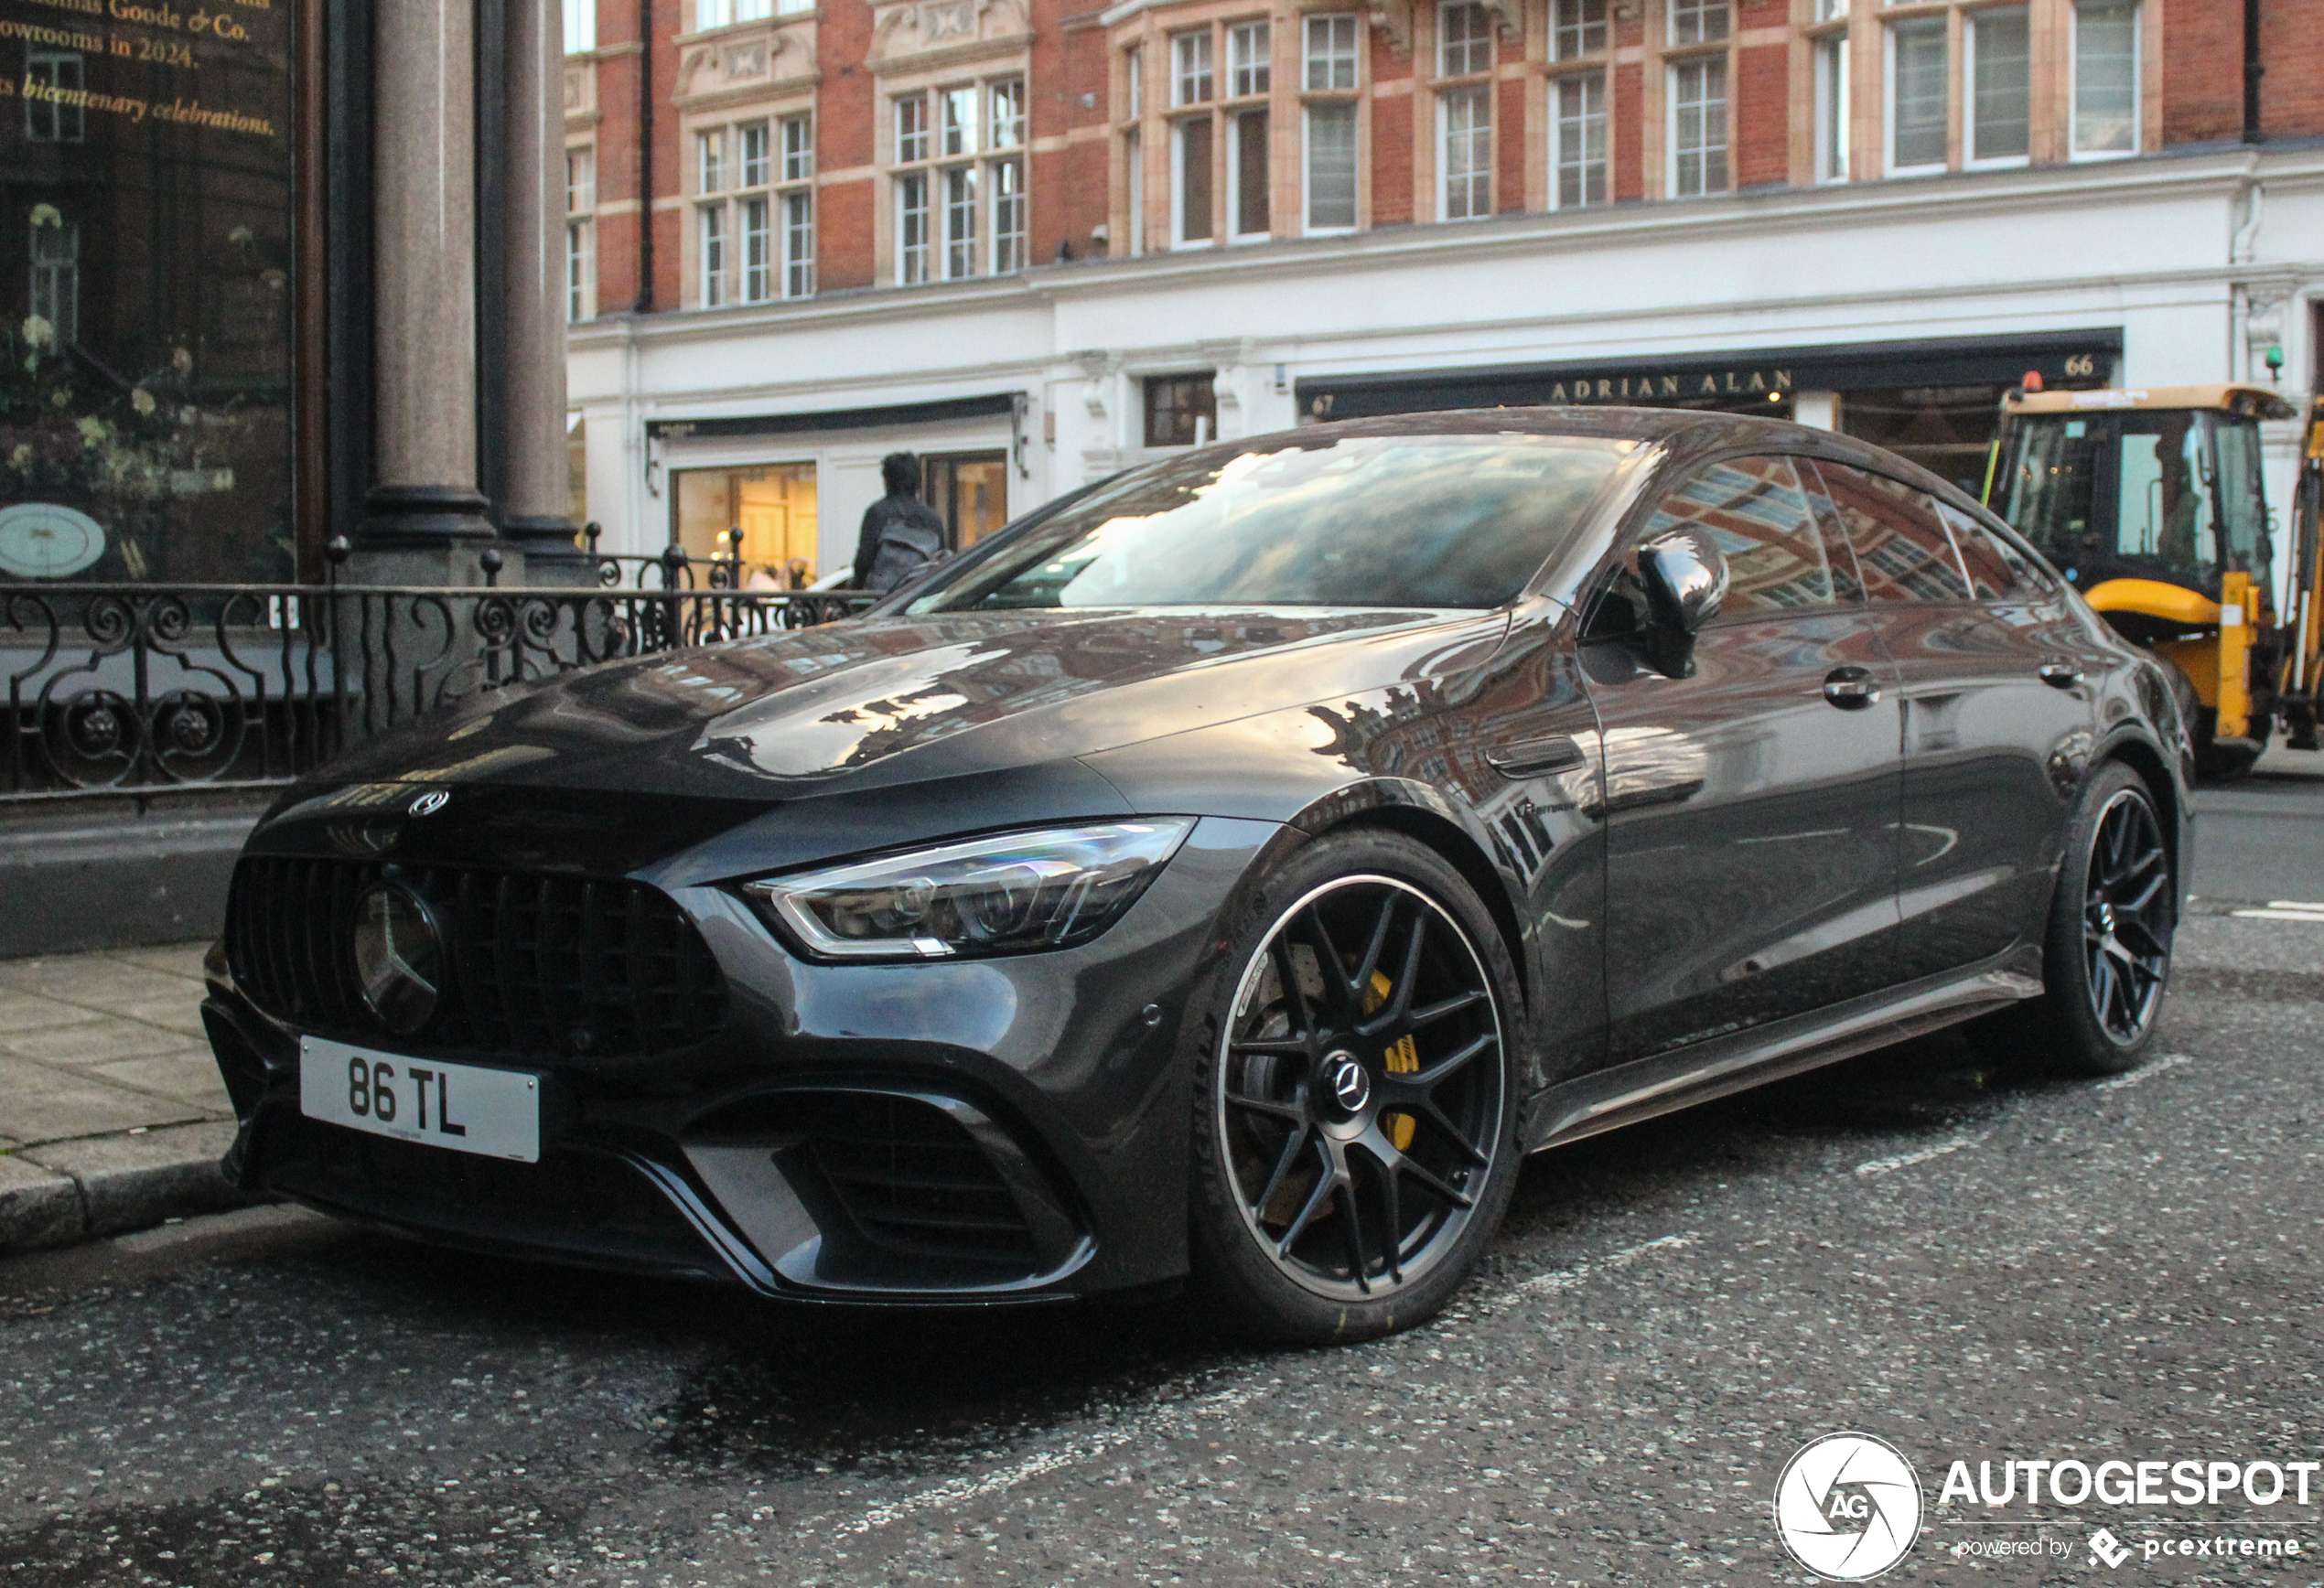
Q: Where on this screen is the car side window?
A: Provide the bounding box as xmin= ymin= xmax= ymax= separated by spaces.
xmin=1936 ymin=500 xmax=2050 ymax=600
xmin=1643 ymin=455 xmax=1835 ymax=617
xmin=1812 ymin=460 xmax=1972 ymax=604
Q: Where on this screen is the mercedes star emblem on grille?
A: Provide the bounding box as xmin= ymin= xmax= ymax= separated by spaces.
xmin=352 ymin=884 xmax=443 ymax=1036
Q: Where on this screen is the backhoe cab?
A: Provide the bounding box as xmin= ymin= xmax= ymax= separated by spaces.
xmin=1988 ymin=383 xmax=2324 ymax=779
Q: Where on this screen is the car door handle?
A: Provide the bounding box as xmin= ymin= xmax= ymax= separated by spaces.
xmin=1486 ymin=735 xmax=1587 ymax=777
xmin=2039 ymin=661 xmax=2084 ymax=689
xmin=1822 ymin=667 xmax=1881 ymax=710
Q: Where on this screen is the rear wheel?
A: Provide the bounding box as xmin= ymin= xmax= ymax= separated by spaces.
xmin=1979 ymin=762 xmax=2176 ymax=1076
xmin=1189 ymin=832 xmax=1522 ymax=1344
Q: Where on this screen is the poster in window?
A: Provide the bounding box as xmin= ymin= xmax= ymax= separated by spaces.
xmin=0 ymin=0 xmax=294 ymax=583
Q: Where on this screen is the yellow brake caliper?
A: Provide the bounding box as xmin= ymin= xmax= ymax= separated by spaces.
xmin=1366 ymin=971 xmax=1418 ymax=1151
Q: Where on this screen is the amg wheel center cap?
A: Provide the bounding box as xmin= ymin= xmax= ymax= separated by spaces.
xmin=1325 ymin=1051 xmax=1372 ymax=1113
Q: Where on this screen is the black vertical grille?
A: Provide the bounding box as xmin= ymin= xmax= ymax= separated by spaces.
xmin=225 ymin=856 xmax=727 ymax=1057
xmin=798 ymin=1093 xmax=1039 ymax=1268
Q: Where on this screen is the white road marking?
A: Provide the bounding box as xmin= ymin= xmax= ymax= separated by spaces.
xmin=2267 ymin=899 xmax=2324 ymax=910
xmin=800 ymin=1381 xmax=1260 ymax=1543
xmin=2228 ymin=908 xmax=2324 ymax=923
xmin=799 ymin=1239 xmax=1705 ymax=1541
xmin=1481 ymin=1233 xmax=1700 ymax=1314
xmin=2093 ymin=1052 xmax=2193 ymax=1091
xmin=826 ymin=1431 xmax=1135 ymax=1538
xmin=1854 ymin=1133 xmax=1986 ymax=1176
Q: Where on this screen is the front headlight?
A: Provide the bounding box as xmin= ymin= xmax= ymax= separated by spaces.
xmin=740 ymin=820 xmax=1194 ymax=961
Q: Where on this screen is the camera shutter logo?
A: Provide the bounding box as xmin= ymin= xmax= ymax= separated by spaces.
xmin=1773 ymin=1433 xmax=1923 ymax=1580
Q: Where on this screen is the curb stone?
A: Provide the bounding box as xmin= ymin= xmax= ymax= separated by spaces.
xmin=0 ymin=1153 xmax=84 ymax=1250
xmin=0 ymin=1121 xmax=264 ymax=1253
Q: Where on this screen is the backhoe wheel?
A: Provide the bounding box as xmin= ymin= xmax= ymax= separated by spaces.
xmin=2157 ymin=657 xmax=2262 ymax=782
xmin=1189 ymin=830 xmax=1522 ymax=1345
xmin=2194 ymin=723 xmax=2264 ymax=783
xmin=1979 ymin=762 xmax=2176 ymax=1077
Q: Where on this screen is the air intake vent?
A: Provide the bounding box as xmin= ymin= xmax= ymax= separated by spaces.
xmin=225 ymin=856 xmax=727 ymax=1057
xmin=797 ymin=1092 xmax=1040 ymax=1269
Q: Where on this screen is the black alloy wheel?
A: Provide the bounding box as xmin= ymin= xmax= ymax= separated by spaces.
xmin=1192 ymin=831 xmax=1520 ymax=1341
xmin=2082 ymin=786 xmax=2171 ymax=1046
xmin=1973 ymin=760 xmax=2175 ymax=1077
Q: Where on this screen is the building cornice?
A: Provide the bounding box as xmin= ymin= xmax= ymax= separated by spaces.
xmin=566 ymin=145 xmax=2324 ymax=359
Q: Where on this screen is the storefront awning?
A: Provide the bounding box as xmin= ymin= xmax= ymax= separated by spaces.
xmin=1294 ymin=330 xmax=2125 ymax=420
xmin=646 ymin=392 xmax=1025 ymax=441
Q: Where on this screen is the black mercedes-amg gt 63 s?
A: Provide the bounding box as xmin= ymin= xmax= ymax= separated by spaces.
xmin=202 ymin=408 xmax=2189 ymax=1343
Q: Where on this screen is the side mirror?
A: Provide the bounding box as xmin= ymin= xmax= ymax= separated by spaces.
xmin=1638 ymin=529 xmax=1728 ymax=637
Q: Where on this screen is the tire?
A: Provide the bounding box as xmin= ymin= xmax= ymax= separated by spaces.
xmin=2195 ymin=724 xmax=2264 ymax=783
xmin=1979 ymin=761 xmax=2176 ymax=1077
xmin=1188 ymin=829 xmax=1524 ymax=1345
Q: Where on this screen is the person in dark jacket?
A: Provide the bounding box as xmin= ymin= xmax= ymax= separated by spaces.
xmin=852 ymin=453 xmax=947 ymax=593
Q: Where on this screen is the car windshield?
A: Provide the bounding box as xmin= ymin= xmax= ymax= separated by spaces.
xmin=905 ymin=433 xmax=1634 ymax=613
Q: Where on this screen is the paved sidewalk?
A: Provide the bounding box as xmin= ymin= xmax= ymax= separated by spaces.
xmin=0 ymin=942 xmax=253 ymax=1251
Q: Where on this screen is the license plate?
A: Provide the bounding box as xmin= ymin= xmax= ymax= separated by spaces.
xmin=299 ymin=1037 xmax=542 ymax=1163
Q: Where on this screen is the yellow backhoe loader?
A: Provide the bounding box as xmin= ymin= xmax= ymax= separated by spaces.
xmin=1985 ymin=383 xmax=2324 ymax=779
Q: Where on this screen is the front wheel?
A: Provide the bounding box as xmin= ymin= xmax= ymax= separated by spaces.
xmin=1978 ymin=761 xmax=2176 ymax=1076
xmin=1189 ymin=831 xmax=1523 ymax=1344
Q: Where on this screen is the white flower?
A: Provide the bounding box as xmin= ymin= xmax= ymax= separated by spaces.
xmin=10 ymin=445 xmax=30 ymax=467
xmin=77 ymin=415 xmax=106 ymax=445
xmin=131 ymin=387 xmax=156 ymax=416
xmin=21 ymin=315 xmax=52 ymax=349
xmin=28 ymin=204 xmax=59 ymax=230
xmin=171 ymin=347 xmax=192 ymax=375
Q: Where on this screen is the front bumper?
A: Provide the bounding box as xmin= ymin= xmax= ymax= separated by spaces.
xmin=203 ymin=816 xmax=1282 ymax=1304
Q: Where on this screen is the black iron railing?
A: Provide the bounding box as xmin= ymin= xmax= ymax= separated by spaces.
xmin=1 ymin=549 xmax=873 ymax=802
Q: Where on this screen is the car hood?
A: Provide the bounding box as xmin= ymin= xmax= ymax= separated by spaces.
xmin=302 ymin=606 xmax=1512 ymax=802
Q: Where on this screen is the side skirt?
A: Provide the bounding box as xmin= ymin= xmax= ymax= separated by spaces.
xmin=1522 ymin=950 xmax=2043 ymax=1153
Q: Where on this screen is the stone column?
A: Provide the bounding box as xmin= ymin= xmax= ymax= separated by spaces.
xmin=364 ymin=0 xmax=493 ymax=550
xmin=499 ymin=0 xmax=582 ymax=567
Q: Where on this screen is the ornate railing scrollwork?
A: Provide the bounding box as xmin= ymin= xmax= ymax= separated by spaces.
xmin=1 ymin=580 xmax=877 ymax=803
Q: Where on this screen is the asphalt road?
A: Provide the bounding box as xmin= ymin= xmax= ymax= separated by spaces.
xmin=4 ymin=768 xmax=2321 ymax=1588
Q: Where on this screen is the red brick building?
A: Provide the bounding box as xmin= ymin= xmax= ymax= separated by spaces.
xmin=564 ymin=0 xmax=2318 ymax=313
